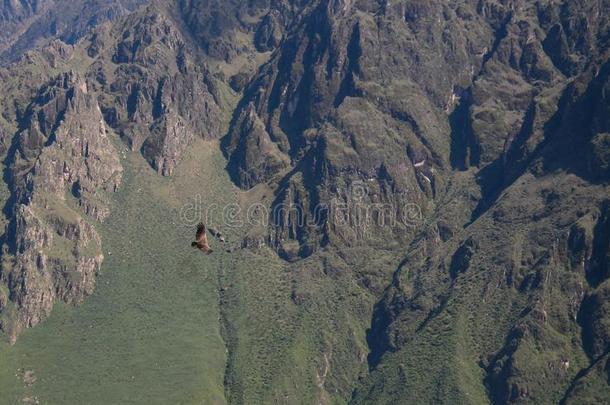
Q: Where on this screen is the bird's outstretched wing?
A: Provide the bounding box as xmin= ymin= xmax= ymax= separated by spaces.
xmin=194 ymin=223 xmax=212 ymax=254
xmin=196 ymin=223 xmax=206 ymax=241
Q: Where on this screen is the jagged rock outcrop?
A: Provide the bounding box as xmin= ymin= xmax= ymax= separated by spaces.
xmin=0 ymin=1 xmax=229 ymax=344
xmin=219 ymin=0 xmax=610 ymax=402
xmin=254 ymin=11 xmax=284 ymax=52
xmin=0 ymin=72 xmax=122 ymax=343
xmin=224 ymin=0 xmax=493 ymax=259
xmin=0 ymin=0 xmax=147 ymax=64
xmin=93 ymin=6 xmax=223 ymax=176
xmin=176 ymin=0 xmax=295 ymax=62
xmin=0 ymin=0 xmax=47 ymax=21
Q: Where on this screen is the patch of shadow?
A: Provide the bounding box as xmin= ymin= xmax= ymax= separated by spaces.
xmin=449 ymin=88 xmax=478 ymax=170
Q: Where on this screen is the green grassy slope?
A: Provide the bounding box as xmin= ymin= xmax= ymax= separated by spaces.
xmin=0 ymin=139 xmax=238 ymax=404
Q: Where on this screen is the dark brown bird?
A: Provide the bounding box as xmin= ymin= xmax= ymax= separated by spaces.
xmin=191 ymin=223 xmax=213 ymax=255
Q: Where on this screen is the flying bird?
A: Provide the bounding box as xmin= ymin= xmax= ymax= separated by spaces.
xmin=192 ymin=223 xmax=213 ymax=255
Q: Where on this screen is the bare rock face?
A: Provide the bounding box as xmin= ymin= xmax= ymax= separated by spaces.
xmin=95 ymin=6 xmax=223 ymax=176
xmin=223 ymin=0 xmax=491 ymax=259
xmin=254 ymin=11 xmax=283 ymax=52
xmin=218 ymin=0 xmax=610 ymax=402
xmin=176 ymin=0 xmax=295 ymax=62
xmin=0 ymin=72 xmax=122 ymax=343
xmin=0 ymin=0 xmax=49 ymax=27
xmin=0 ymin=0 xmax=147 ymax=64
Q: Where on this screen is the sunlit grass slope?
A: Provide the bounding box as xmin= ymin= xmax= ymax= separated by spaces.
xmin=0 ymin=139 xmax=238 ymax=404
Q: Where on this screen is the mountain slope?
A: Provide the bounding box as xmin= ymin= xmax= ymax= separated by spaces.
xmin=0 ymin=139 xmax=232 ymax=404
xmin=0 ymin=0 xmax=608 ymax=404
xmin=220 ymin=0 xmax=610 ymax=402
xmin=0 ymin=0 xmax=148 ymax=64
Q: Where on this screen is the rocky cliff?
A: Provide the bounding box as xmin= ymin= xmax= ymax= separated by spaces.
xmin=0 ymin=0 xmax=147 ymax=64
xmin=0 ymin=2 xmax=225 ymax=342
xmin=221 ymin=0 xmax=610 ymax=402
xmin=0 ymin=72 xmax=122 ymax=343
xmin=92 ymin=7 xmax=223 ymax=175
xmin=0 ymin=0 xmax=608 ymax=403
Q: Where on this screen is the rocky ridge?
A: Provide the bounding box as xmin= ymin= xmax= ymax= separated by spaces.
xmin=221 ymin=0 xmax=610 ymax=402
xmin=0 ymin=2 xmax=226 ymax=342
xmin=0 ymin=0 xmax=608 ymax=403
xmin=0 ymin=72 xmax=122 ymax=343
xmin=0 ymin=0 xmax=147 ymax=64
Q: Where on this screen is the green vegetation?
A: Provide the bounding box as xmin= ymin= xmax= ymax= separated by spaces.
xmin=1 ymin=1 xmax=610 ymax=403
xmin=0 ymin=140 xmax=233 ymax=404
xmin=0 ymin=137 xmax=397 ymax=405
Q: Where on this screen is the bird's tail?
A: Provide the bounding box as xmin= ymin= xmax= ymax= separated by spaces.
xmin=191 ymin=242 xmax=198 ymax=247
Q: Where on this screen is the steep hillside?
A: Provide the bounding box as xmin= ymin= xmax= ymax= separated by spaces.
xmin=0 ymin=0 xmax=147 ymax=64
xmin=0 ymin=1 xmax=230 ymax=343
xmin=0 ymin=0 xmax=608 ymax=404
xmin=222 ymin=1 xmax=610 ymax=402
xmin=0 ymin=139 xmax=232 ymax=404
